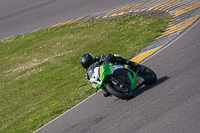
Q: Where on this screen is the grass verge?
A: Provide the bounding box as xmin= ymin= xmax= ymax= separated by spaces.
xmin=0 ymin=15 xmax=171 ymax=132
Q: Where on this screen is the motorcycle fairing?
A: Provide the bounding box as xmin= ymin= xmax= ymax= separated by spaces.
xmin=88 ymin=62 xmax=142 ymax=91
xmin=111 ymin=68 xmax=138 ymax=90
xmin=100 ymin=63 xmax=139 ymax=91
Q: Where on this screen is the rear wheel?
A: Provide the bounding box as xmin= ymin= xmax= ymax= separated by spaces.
xmin=105 ymin=82 xmax=134 ymax=100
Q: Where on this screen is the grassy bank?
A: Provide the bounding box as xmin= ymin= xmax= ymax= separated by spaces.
xmin=0 ymin=15 xmax=171 ymax=132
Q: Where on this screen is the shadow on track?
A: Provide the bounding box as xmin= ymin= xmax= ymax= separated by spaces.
xmin=132 ymin=76 xmax=170 ymax=98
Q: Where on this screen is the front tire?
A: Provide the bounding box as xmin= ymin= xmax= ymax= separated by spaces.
xmin=105 ymin=83 xmax=134 ymax=100
xmin=137 ymin=65 xmax=157 ymax=85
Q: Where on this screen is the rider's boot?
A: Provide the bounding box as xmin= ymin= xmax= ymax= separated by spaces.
xmin=102 ymin=90 xmax=111 ymax=97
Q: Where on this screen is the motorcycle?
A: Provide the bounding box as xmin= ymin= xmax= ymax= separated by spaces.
xmin=87 ymin=61 xmax=157 ymax=99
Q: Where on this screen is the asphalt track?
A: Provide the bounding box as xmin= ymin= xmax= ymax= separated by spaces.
xmin=35 ymin=19 xmax=200 ymax=133
xmin=0 ymin=0 xmax=149 ymax=40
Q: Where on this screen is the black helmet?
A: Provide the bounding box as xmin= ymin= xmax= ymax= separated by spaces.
xmin=80 ymin=53 xmax=94 ymax=69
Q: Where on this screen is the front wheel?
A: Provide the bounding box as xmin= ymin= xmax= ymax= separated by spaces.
xmin=137 ymin=65 xmax=157 ymax=85
xmin=105 ymin=83 xmax=134 ymax=100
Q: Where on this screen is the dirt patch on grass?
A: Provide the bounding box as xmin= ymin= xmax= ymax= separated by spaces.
xmin=2 ymin=50 xmax=73 ymax=79
xmin=12 ymin=59 xmax=42 ymax=73
xmin=132 ymin=10 xmax=170 ymax=17
xmin=102 ymin=10 xmax=170 ymax=20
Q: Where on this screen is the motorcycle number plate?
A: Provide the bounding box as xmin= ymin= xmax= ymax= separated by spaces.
xmin=136 ymin=77 xmax=144 ymax=86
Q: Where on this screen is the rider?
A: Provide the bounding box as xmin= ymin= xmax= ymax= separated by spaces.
xmin=80 ymin=53 xmax=138 ymax=97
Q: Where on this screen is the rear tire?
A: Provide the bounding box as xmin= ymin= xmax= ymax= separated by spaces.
xmin=105 ymin=83 xmax=134 ymax=100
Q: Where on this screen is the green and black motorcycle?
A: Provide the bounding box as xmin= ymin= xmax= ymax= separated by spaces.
xmin=87 ymin=61 xmax=157 ymax=99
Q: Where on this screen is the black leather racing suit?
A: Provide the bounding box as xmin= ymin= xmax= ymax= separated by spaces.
xmin=85 ymin=54 xmax=137 ymax=80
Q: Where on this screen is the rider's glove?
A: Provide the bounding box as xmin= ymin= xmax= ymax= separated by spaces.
xmin=114 ymin=54 xmax=122 ymax=59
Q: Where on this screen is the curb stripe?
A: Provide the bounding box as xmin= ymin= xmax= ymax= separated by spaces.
xmin=130 ymin=1 xmax=200 ymax=63
xmin=171 ymin=1 xmax=200 ymax=14
xmin=1 ymin=37 xmax=11 ymax=42
xmin=147 ymin=0 xmax=177 ymax=10
xmin=138 ymin=30 xmax=183 ymax=55
xmin=169 ymin=8 xmax=200 ymax=26
xmin=102 ymin=3 xmax=144 ymax=18
xmin=157 ymin=0 xmax=181 ymax=10
xmin=140 ymin=17 xmax=200 ymax=64
xmin=156 ymin=15 xmax=200 ymax=39
xmin=133 ymin=0 xmax=163 ymax=11
xmin=50 ymin=16 xmax=88 ymax=28
xmin=172 ymin=1 xmax=200 ymax=17
xmin=151 ymin=0 xmax=181 ymax=10
xmin=162 ymin=0 xmax=192 ymax=11
xmin=130 ymin=45 xmax=164 ymax=63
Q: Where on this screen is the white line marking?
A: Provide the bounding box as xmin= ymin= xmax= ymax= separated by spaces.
xmin=141 ymin=18 xmax=200 ymax=64
xmin=33 ymin=90 xmax=101 ymax=133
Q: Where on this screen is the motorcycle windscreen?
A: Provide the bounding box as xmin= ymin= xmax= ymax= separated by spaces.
xmin=87 ymin=62 xmax=97 ymax=79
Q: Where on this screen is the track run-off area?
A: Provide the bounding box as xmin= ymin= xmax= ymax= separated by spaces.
xmin=46 ymin=0 xmax=200 ymax=63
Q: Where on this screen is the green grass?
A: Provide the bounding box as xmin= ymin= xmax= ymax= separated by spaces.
xmin=0 ymin=15 xmax=171 ymax=132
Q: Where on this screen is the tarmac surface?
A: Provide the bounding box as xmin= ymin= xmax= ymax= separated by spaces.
xmin=35 ymin=19 xmax=200 ymax=133
xmin=0 ymin=0 xmax=148 ymax=40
